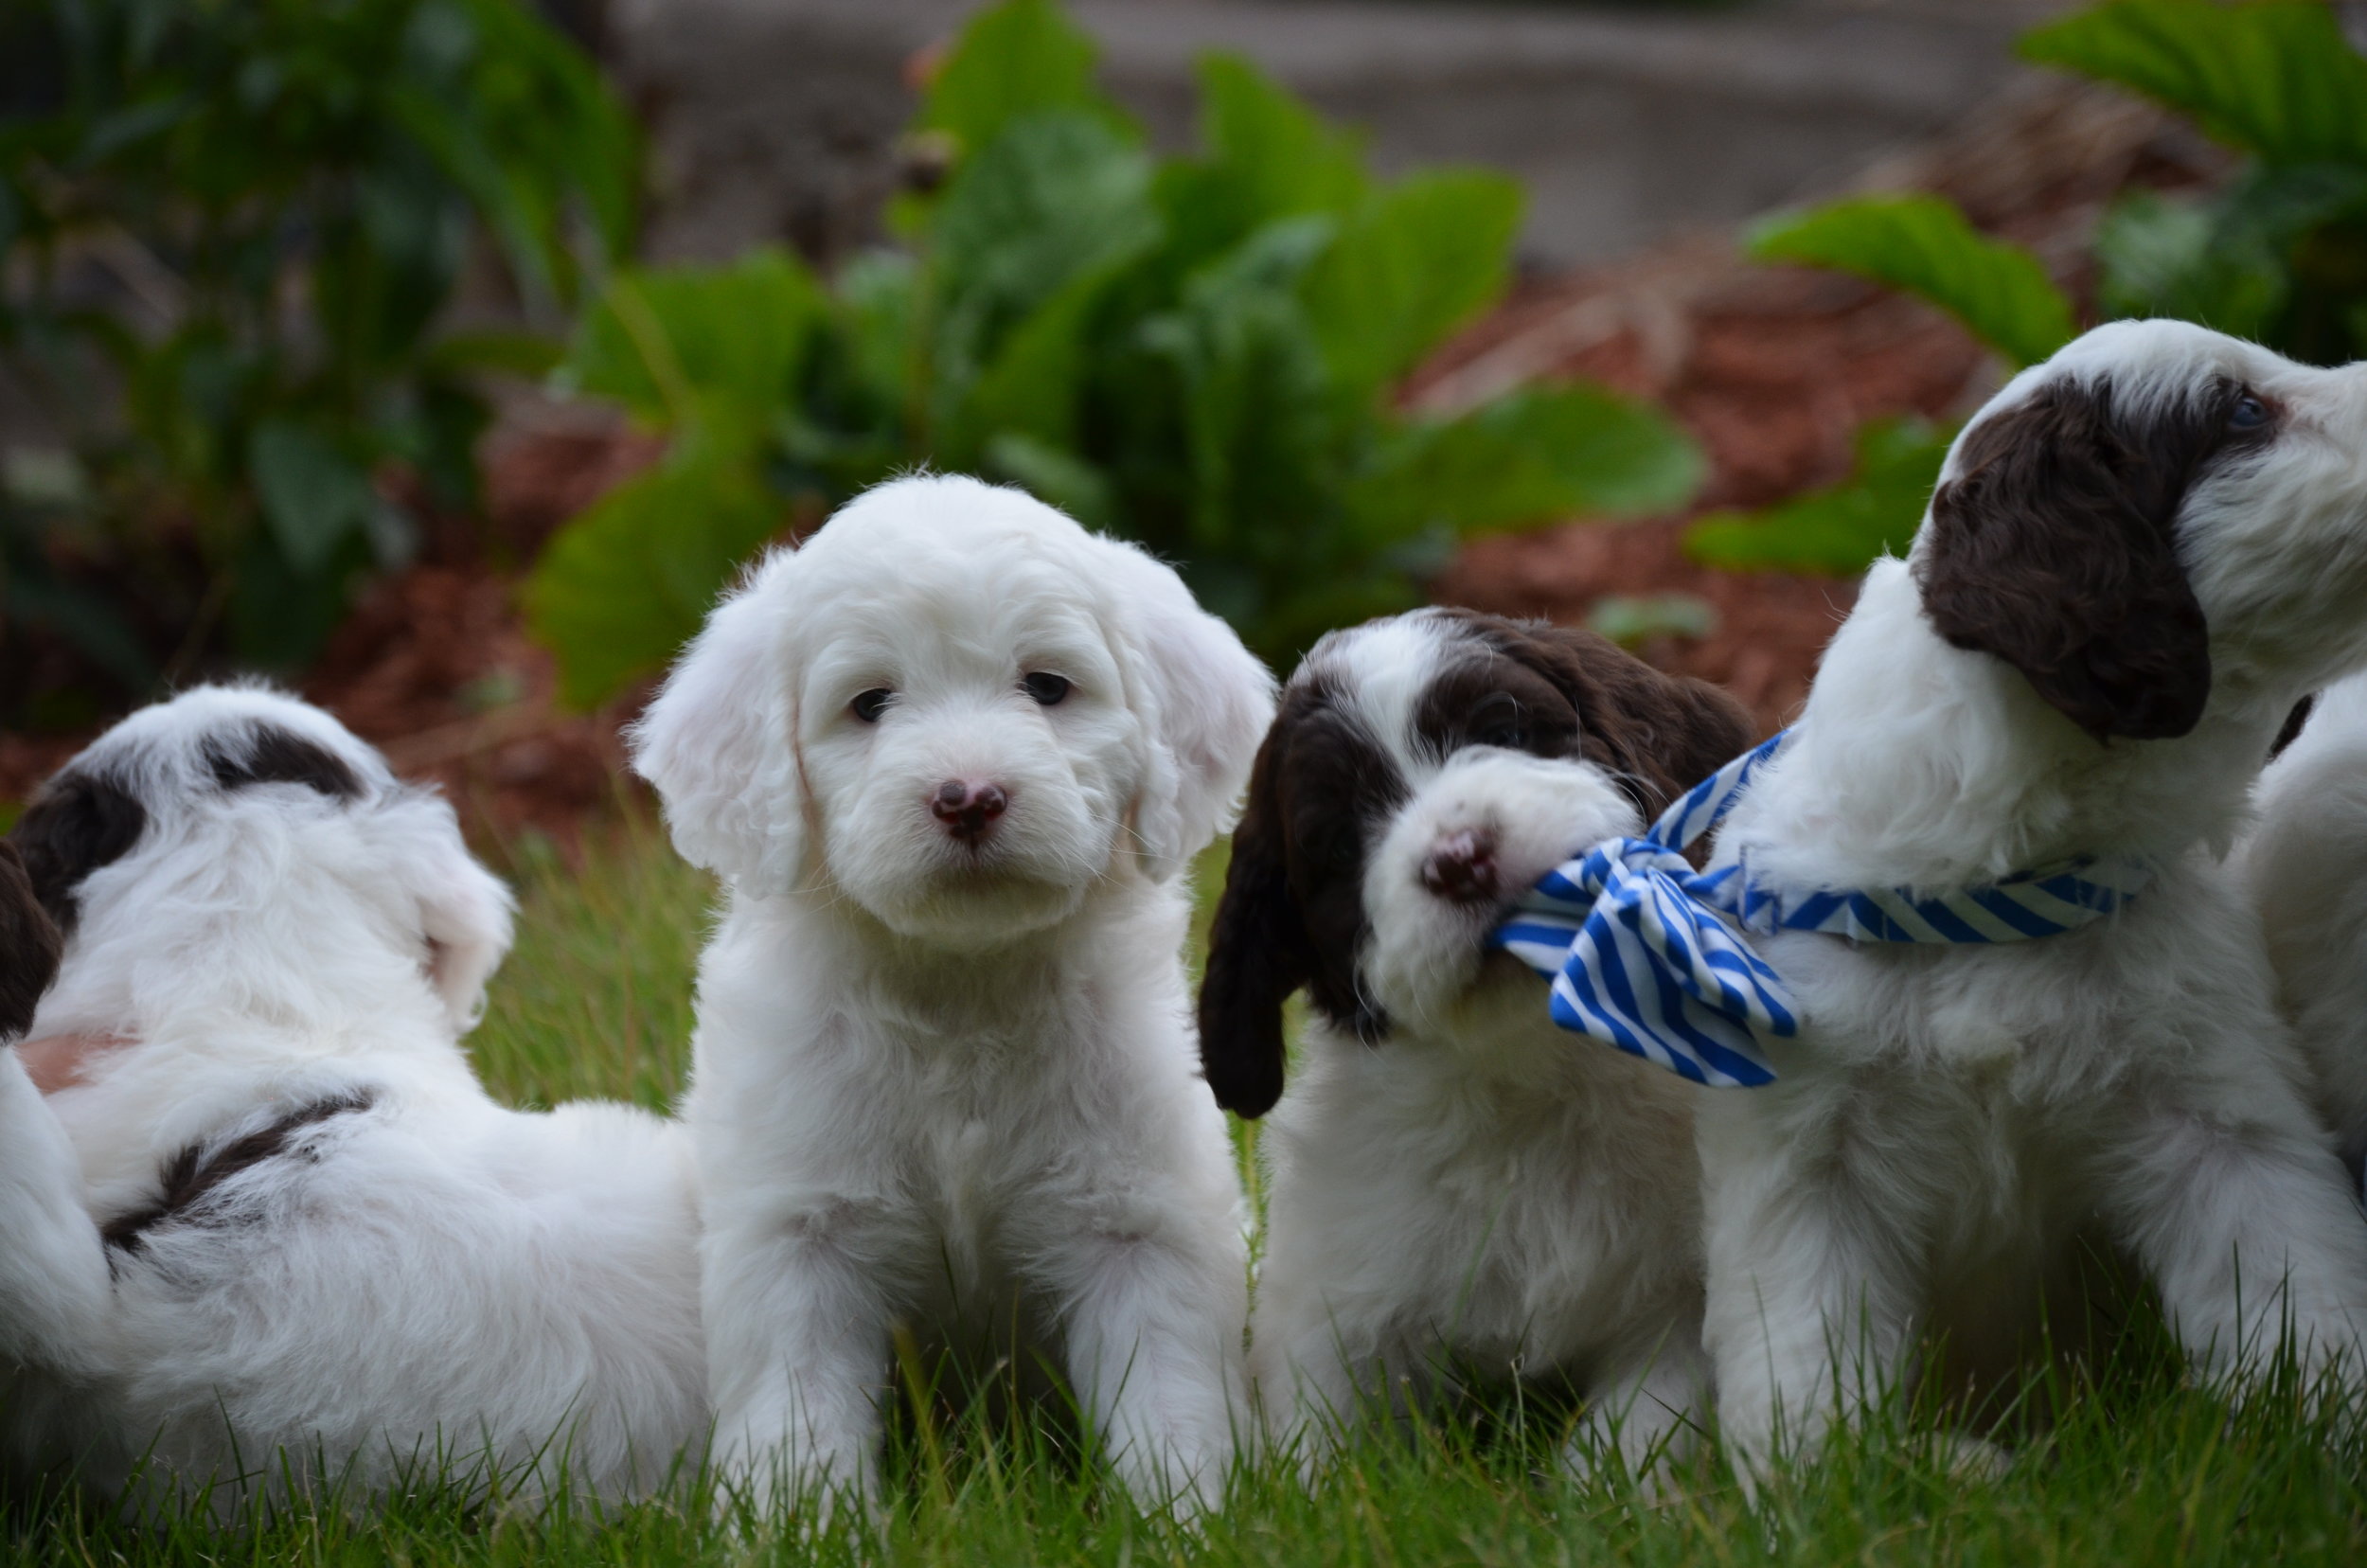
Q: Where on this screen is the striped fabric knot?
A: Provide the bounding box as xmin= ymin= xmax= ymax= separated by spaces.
xmin=1486 ymin=730 xmax=2153 ymax=1088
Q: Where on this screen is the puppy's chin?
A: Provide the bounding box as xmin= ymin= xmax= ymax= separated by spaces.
xmin=831 ymin=827 xmax=1109 ymax=950
xmin=1358 ymin=750 xmax=1641 ymax=1033
xmin=859 ymin=869 xmax=1091 ymax=950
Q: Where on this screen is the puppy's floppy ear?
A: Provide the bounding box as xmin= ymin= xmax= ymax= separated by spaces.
xmin=1100 ymin=543 xmax=1278 ymax=879
xmin=630 ymin=550 xmax=807 ymax=892
xmin=1631 ymin=670 xmax=1756 ymax=807
xmin=376 ymin=789 xmax=516 ymax=1034
xmin=1514 ymin=624 xmax=1755 ymax=815
xmin=1196 ymin=725 xmax=1307 ymax=1118
xmin=8 ymin=768 xmax=147 ymax=935
xmin=1916 ymin=378 xmax=2223 ymax=742
xmin=0 ymin=843 xmax=63 ymax=1041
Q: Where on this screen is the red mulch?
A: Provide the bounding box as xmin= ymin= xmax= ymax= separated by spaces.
xmin=2 ymin=84 xmax=2231 ymax=834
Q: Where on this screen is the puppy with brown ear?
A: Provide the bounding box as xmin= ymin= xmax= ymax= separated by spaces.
xmin=1697 ymin=320 xmax=2367 ymax=1470
xmin=1200 ymin=607 xmax=1751 ymax=1472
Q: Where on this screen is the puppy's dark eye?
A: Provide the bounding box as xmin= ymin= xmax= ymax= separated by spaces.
xmin=1469 ymin=695 xmax=1528 ymax=751
xmin=850 ymin=688 xmax=893 ymax=723
xmin=1477 ymin=720 xmax=1528 ymax=749
xmin=1023 ymin=672 xmax=1071 ymax=706
xmin=2230 ymin=393 xmax=2272 ymax=431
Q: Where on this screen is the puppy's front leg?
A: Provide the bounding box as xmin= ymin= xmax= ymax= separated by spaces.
xmin=2103 ymin=1071 xmax=2367 ymax=1394
xmin=1699 ymin=1084 xmax=1925 ymax=1471
xmin=0 ymin=1050 xmax=111 ymax=1379
xmin=1050 ymin=1221 xmax=1248 ymax=1514
xmin=1249 ymin=1270 xmax=1407 ymax=1470
xmin=1568 ymin=1327 xmax=1711 ymax=1480
xmin=703 ymin=1212 xmax=895 ymax=1517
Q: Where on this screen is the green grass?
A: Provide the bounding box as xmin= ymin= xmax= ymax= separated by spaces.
xmin=8 ymin=823 xmax=2364 ymax=1564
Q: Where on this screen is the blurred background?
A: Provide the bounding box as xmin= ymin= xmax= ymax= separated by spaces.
xmin=4 ymin=0 xmax=2362 ymax=848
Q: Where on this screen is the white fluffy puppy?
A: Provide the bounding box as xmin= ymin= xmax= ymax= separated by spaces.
xmin=634 ymin=475 xmax=1273 ymax=1512
xmin=1699 ymin=320 xmax=2367 ymax=1468
xmin=0 ymin=687 xmax=703 ymax=1512
xmin=2239 ymin=672 xmax=2367 ymax=1182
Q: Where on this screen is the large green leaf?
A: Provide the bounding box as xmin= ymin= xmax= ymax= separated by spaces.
xmin=525 ymin=427 xmax=783 ymax=707
xmin=2020 ymin=0 xmax=2367 ymax=167
xmin=383 ymin=0 xmax=639 ymax=307
xmin=916 ymin=0 xmax=1131 ymax=157
xmin=1200 ymin=53 xmax=1366 ymax=216
xmin=248 ymin=418 xmax=375 ymax=574
xmin=1138 ymin=216 xmax=1342 ymax=565
xmin=1684 ymin=418 xmax=1951 ymax=576
xmin=563 ymin=250 xmax=828 ymax=428
xmin=1301 ymin=170 xmax=1524 ymax=401
xmin=1351 ymin=384 xmax=1704 ymax=543
xmin=1750 ymin=196 xmax=2077 ymax=369
xmin=1156 ymin=53 xmax=1369 ymax=272
xmin=2092 ymin=187 xmax=2287 ymax=342
xmin=942 ymin=262 xmax=1114 ymax=467
xmin=930 ymin=111 xmax=1160 ymax=419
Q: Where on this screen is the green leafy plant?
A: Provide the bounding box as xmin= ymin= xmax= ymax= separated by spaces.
xmin=1749 ymin=195 xmax=2077 ymax=370
xmin=2029 ymin=0 xmax=2367 ymax=365
xmin=1686 ymin=418 xmax=1952 ymax=576
xmin=525 ymin=0 xmax=1703 ymax=704
xmin=1687 ymin=0 xmax=2367 ymax=579
xmin=0 ymin=0 xmax=636 ymax=704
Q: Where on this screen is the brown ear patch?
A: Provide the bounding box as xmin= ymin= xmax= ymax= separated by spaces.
xmin=8 ymin=769 xmax=148 ymax=936
xmin=1416 ymin=614 xmax=1755 ymax=820
xmin=1196 ymin=686 xmax=1320 ymax=1119
xmin=1916 ymin=376 xmax=2267 ymax=742
xmin=0 ymin=843 xmax=62 ymax=1040
xmin=1196 ymin=672 xmax=1408 ymax=1117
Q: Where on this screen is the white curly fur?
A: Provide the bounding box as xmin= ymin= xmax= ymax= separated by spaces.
xmin=2239 ymin=670 xmax=2367 ymax=1185
xmin=1699 ymin=321 xmax=2367 ymax=1470
xmin=635 ymin=476 xmax=1273 ymax=1513
xmin=0 ymin=686 xmax=703 ymax=1514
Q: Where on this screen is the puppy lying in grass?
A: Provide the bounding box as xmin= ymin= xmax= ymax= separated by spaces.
xmin=0 ymin=687 xmax=704 ymax=1514
xmin=635 ymin=475 xmax=1274 ymax=1515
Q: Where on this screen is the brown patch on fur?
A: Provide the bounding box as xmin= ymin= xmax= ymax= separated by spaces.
xmin=2271 ymin=693 xmax=2316 ymax=761
xmin=0 ymin=842 xmax=62 ymax=1039
xmin=204 ymin=722 xmax=365 ymax=801
xmin=101 ymin=1091 xmax=377 ymax=1256
xmin=1416 ymin=612 xmax=1752 ymax=819
xmin=9 ymin=769 xmax=149 ymax=936
xmin=1197 ymin=674 xmax=1390 ymax=1118
xmin=1916 ymin=376 xmax=2272 ymax=742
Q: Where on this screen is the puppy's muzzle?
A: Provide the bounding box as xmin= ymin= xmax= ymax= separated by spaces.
xmin=1420 ymin=829 xmax=1500 ymax=905
xmin=931 ymin=778 xmax=1009 ymax=845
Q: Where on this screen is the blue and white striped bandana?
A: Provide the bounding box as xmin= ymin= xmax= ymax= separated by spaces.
xmin=1485 ymin=731 xmax=2153 ymax=1088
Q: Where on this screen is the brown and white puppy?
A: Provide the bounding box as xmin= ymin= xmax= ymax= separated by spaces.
xmin=1199 ymin=607 xmax=1751 ymax=1471
xmin=1698 ymin=319 xmax=2367 ymax=1472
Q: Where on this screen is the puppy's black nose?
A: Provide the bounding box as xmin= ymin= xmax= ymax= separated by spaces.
xmin=931 ymin=779 xmax=1009 ymax=844
xmin=1420 ymin=829 xmax=1499 ymax=904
